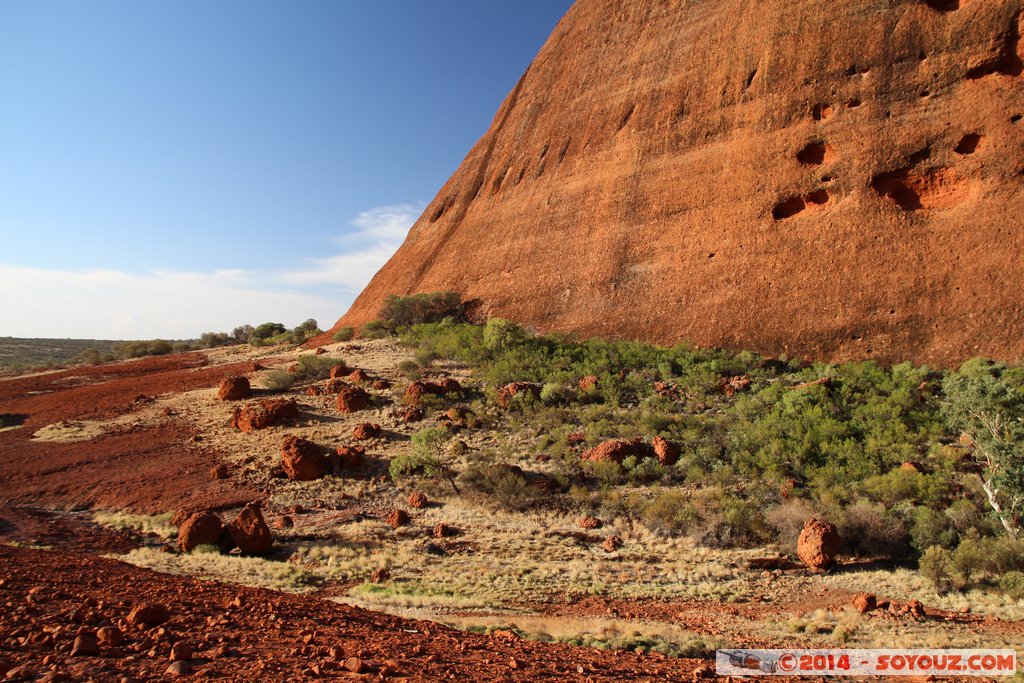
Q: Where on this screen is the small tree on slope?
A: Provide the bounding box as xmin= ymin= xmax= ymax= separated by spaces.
xmin=942 ymin=364 xmax=1024 ymax=537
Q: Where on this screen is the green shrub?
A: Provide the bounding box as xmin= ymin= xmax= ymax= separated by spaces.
xmin=250 ymin=322 xmax=287 ymax=345
xmin=642 ymin=490 xmax=698 ymax=536
xmin=332 ymin=326 xmax=355 ymax=342
xmin=115 ymin=340 xmax=174 ymax=359
xmin=390 ymin=428 xmax=458 ymax=491
xmin=198 ymin=331 xmax=234 ymax=348
xmin=361 ymin=319 xmax=390 ymax=339
xmin=952 ymin=532 xmax=985 ymax=587
xmin=998 ymin=571 xmax=1024 ymax=599
xmin=483 ymin=318 xmax=530 ymax=352
xmin=909 ymin=506 xmax=958 ymax=554
xmin=380 ymin=292 xmax=463 ymax=330
xmin=289 ymin=318 xmax=321 ymax=344
xmin=397 ymin=359 xmax=420 ymax=380
xmin=415 ymin=348 xmax=439 ymax=367
xmin=294 ymin=355 xmax=345 ymax=381
xmin=919 ymin=545 xmax=954 ymax=592
xmin=263 ymin=370 xmax=295 ymax=392
xmin=459 ymin=463 xmax=538 ymax=511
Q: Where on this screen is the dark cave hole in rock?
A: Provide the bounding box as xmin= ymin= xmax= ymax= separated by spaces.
xmin=871 ymin=169 xmax=922 ymax=211
xmin=922 ymin=0 xmax=959 ymax=11
xmin=954 ymin=133 xmax=983 ymax=155
xmin=796 ymin=141 xmax=829 ymax=165
xmin=805 ymin=189 xmax=829 ymax=205
xmin=772 ymin=196 xmax=806 ymax=220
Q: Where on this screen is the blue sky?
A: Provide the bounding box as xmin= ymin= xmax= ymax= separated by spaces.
xmin=0 ymin=1 xmax=573 ymax=338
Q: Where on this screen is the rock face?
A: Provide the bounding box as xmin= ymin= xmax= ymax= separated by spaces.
xmin=797 ymin=518 xmax=841 ymax=571
xmin=326 ymin=0 xmax=1024 ymax=366
xmin=280 ymin=435 xmax=329 ymax=481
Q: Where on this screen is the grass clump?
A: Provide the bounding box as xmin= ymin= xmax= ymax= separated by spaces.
xmin=333 ymin=326 xmax=355 ymax=342
xmin=93 ymin=511 xmax=176 ymax=541
xmin=294 ymin=354 xmax=345 ymax=381
xmin=263 ymin=370 xmax=295 ymax=392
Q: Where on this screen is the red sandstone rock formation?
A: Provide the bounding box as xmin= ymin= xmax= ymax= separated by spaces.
xmin=325 ymin=0 xmax=1024 ymax=366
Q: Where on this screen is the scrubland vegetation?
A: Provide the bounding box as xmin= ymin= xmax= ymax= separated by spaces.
xmin=364 ymin=294 xmax=1024 ymax=599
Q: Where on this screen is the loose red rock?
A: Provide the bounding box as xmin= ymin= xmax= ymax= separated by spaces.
xmin=280 ymin=435 xmax=329 ymax=481
xmin=336 ymin=386 xmax=371 ymax=413
xmin=230 ymin=399 xmax=299 ymax=432
xmin=797 ymin=518 xmax=840 ymax=571
xmin=386 ymin=509 xmax=410 ymax=529
xmin=227 ymin=503 xmax=272 ymax=555
xmin=217 ymin=377 xmax=251 ymax=401
xmin=352 ymin=422 xmax=382 ymax=440
xmin=177 ymin=511 xmax=224 ymax=553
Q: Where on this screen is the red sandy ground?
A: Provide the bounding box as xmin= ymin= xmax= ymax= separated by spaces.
xmin=0 ymin=508 xmax=714 ymax=681
xmin=0 ymin=355 xmax=716 ymax=681
xmin=0 ymin=353 xmax=258 ymax=513
xmin=0 ymin=354 xmax=1016 ymax=681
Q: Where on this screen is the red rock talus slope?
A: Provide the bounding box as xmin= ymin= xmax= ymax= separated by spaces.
xmin=333 ymin=0 xmax=1024 ymax=365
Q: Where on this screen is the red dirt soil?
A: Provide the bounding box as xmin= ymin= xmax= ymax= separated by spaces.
xmin=0 ymin=353 xmax=258 ymax=513
xmin=0 ymin=543 xmax=714 ymax=682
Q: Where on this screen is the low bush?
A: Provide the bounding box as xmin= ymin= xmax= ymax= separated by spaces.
xmin=459 ymin=463 xmax=539 ymax=511
xmin=332 ymin=326 xmax=355 ymax=342
xmin=999 ymin=571 xmax=1024 ymax=599
xmin=390 ymin=428 xmax=459 ymax=491
xmin=294 ymin=355 xmax=345 ymax=381
xmin=380 ymin=292 xmax=463 ymax=330
xmin=361 ymin=319 xmax=390 ymax=339
xmin=115 ymin=340 xmax=173 ymax=359
xmin=919 ymin=545 xmax=954 ymax=592
xmin=397 ymin=359 xmax=421 ymax=380
xmin=263 ymin=370 xmax=295 ymax=392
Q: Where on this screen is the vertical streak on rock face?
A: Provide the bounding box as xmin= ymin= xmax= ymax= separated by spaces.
xmin=328 ymin=0 xmax=1024 ymax=366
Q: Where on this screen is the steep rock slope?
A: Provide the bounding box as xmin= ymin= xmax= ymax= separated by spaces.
xmin=333 ymin=0 xmax=1024 ymax=365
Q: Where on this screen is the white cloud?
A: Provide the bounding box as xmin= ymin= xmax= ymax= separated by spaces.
xmin=1 ymin=203 xmax=424 ymax=339
xmin=282 ymin=202 xmax=423 ymax=287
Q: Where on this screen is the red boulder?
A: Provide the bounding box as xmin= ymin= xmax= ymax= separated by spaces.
xmin=797 ymin=518 xmax=841 ymax=571
xmin=336 ymin=386 xmax=371 ymax=413
xmin=230 ymin=399 xmax=299 ymax=432
xmin=280 ymin=435 xmax=329 ymax=481
xmin=581 ymin=437 xmax=649 ymax=464
xmin=227 ymin=503 xmax=272 ymax=555
xmin=177 ymin=511 xmax=224 ymax=553
xmin=218 ymin=376 xmax=251 ymax=401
